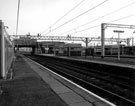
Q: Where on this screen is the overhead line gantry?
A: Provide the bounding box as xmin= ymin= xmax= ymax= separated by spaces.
xmin=101 ymin=23 xmax=135 ymax=58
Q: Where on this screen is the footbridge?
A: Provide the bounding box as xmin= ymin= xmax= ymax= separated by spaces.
xmin=13 ymin=34 xmax=133 ymax=55
xmin=13 ymin=35 xmax=131 ymax=47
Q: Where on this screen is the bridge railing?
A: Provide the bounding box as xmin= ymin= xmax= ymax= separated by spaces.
xmin=13 ymin=35 xmax=131 ymax=45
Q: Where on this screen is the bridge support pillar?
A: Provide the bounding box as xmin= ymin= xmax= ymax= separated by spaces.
xmin=85 ymin=38 xmax=88 ymax=57
xmin=54 ymin=47 xmax=56 ymax=56
xmin=17 ymin=47 xmax=19 ymax=52
xmin=81 ymin=47 xmax=83 ymax=56
xmin=31 ymin=46 xmax=35 ymax=55
xmin=68 ymin=46 xmax=70 ymax=56
xmin=85 ymin=38 xmax=88 ymax=49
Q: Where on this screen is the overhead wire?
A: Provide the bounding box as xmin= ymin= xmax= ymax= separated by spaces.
xmin=108 ymin=15 xmax=134 ymax=23
xmin=74 ymin=2 xmax=134 ymax=29
xmin=50 ymin=0 xmax=86 ymax=27
xmin=70 ymin=15 xmax=134 ymax=35
xmin=59 ymin=2 xmax=134 ymax=35
xmin=41 ymin=0 xmax=86 ymax=34
xmin=43 ymin=0 xmax=108 ymax=35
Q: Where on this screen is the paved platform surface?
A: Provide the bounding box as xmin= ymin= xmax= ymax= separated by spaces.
xmin=0 ymin=54 xmax=108 ymax=106
xmin=0 ymin=55 xmax=67 ymax=106
xmin=24 ymin=56 xmax=104 ymax=106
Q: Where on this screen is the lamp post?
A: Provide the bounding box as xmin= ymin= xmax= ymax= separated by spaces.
xmin=113 ymin=30 xmax=124 ymax=60
xmin=16 ymin=0 xmax=20 ymax=36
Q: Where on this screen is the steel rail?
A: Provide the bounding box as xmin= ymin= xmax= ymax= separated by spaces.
xmin=26 ymin=55 xmax=135 ymax=106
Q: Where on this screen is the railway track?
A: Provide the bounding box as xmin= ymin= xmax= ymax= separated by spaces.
xmin=26 ymin=55 xmax=135 ymax=106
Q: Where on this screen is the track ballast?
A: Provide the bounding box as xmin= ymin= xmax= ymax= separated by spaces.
xmin=26 ymin=54 xmax=135 ymax=106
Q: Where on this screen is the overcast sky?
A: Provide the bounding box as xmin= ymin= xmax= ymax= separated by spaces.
xmin=0 ymin=0 xmax=135 ymax=40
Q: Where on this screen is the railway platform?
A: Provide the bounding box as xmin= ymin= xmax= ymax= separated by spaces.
xmin=39 ymin=54 xmax=135 ymax=69
xmin=0 ymin=55 xmax=67 ymax=106
xmin=69 ymin=56 xmax=135 ymax=69
xmin=0 ymin=54 xmax=113 ymax=106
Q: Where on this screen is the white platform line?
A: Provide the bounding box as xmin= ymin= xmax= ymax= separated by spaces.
xmin=26 ymin=57 xmax=117 ymax=106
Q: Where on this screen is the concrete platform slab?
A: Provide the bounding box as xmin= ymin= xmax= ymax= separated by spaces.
xmin=0 ymin=55 xmax=68 ymax=106
xmin=59 ymin=92 xmax=85 ymax=105
xmin=70 ymin=101 xmax=93 ymax=106
xmin=52 ymin=86 xmax=72 ymax=94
